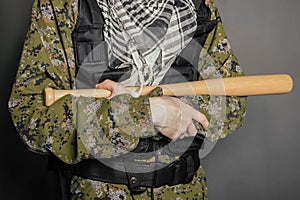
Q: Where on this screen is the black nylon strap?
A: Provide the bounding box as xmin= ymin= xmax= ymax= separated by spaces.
xmin=76 ymin=0 xmax=104 ymax=26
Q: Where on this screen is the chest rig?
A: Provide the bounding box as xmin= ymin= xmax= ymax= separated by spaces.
xmin=70 ymin=0 xmax=217 ymax=194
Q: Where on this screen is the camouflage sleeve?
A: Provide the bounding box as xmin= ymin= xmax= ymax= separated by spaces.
xmin=180 ymin=1 xmax=247 ymax=142
xmin=75 ymin=92 xmax=159 ymax=159
xmin=8 ymin=0 xmax=157 ymax=164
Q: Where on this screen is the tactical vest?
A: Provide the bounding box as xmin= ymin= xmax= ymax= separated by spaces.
xmin=54 ymin=0 xmax=217 ymax=197
xmin=72 ymin=0 xmax=217 ymax=88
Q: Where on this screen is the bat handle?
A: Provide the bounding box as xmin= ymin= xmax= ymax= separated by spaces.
xmin=45 ymin=87 xmax=113 ymax=106
xmin=45 ymin=88 xmax=55 ymax=106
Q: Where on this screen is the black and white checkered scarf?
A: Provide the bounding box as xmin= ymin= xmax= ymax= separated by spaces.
xmin=97 ymin=0 xmax=197 ymax=96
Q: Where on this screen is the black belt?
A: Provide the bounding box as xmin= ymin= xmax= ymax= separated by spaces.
xmin=63 ymin=135 xmax=204 ymax=193
xmin=72 ymin=151 xmax=199 ymax=191
xmin=49 ymin=134 xmax=204 ymax=199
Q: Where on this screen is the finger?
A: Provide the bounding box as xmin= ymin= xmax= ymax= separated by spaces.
xmin=173 ymin=124 xmax=189 ymax=140
xmin=96 ymin=80 xmax=130 ymax=98
xmin=186 ymin=123 xmax=198 ymax=137
xmin=96 ymin=79 xmax=117 ymax=91
xmin=179 ymin=133 xmax=189 ymax=140
xmin=190 ymin=108 xmax=209 ymax=130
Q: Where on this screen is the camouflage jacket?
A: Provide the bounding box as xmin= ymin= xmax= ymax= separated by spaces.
xmin=9 ymin=0 xmax=247 ymax=199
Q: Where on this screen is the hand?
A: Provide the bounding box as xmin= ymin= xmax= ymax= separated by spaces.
xmin=149 ymin=96 xmax=209 ymax=140
xmin=96 ymin=79 xmax=129 ymax=99
xmin=205 ymin=0 xmax=213 ymax=6
xmin=96 ymin=80 xmax=209 ymax=140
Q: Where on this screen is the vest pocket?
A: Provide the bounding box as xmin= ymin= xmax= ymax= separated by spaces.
xmin=74 ymin=39 xmax=110 ymax=89
xmin=76 ymin=41 xmax=108 ymax=66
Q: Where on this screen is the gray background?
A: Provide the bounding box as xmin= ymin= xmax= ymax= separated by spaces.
xmin=0 ymin=0 xmax=299 ymax=199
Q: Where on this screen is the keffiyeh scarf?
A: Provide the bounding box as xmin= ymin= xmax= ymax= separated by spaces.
xmin=96 ymin=0 xmax=197 ymax=96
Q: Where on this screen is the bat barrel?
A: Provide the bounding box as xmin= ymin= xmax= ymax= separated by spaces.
xmin=217 ymin=74 xmax=293 ymax=96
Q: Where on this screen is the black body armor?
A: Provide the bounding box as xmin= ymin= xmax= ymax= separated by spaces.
xmin=51 ymin=0 xmax=217 ymax=199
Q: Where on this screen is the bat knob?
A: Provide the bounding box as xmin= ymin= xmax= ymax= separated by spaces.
xmin=45 ymin=88 xmax=55 ymax=106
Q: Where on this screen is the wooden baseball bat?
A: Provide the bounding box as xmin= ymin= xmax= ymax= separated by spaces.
xmin=45 ymin=74 xmax=293 ymax=106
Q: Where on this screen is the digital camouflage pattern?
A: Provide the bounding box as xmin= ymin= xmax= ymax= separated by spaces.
xmin=9 ymin=0 xmax=247 ymax=199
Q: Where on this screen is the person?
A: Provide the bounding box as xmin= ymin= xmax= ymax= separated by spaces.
xmin=8 ymin=0 xmax=247 ymax=199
